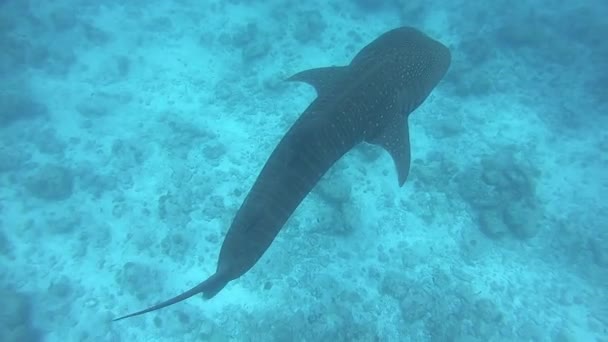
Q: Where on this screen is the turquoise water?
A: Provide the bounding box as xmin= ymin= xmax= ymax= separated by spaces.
xmin=1 ymin=1 xmax=606 ymax=341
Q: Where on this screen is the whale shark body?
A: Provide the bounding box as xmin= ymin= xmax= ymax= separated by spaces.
xmin=114 ymin=26 xmax=451 ymax=321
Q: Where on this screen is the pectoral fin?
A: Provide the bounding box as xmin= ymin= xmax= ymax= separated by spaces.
xmin=368 ymin=117 xmax=411 ymax=187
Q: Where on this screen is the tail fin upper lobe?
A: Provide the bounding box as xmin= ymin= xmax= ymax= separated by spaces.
xmin=113 ymin=272 xmax=228 ymax=321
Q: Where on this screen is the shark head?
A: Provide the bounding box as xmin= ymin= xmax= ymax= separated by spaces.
xmin=349 ymin=26 xmax=451 ymax=117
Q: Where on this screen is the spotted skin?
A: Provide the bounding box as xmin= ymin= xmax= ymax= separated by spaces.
xmin=113 ymin=26 xmax=450 ymax=321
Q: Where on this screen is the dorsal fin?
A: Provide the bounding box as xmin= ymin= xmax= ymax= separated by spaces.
xmin=286 ymin=66 xmax=349 ymax=95
xmin=367 ymin=116 xmax=411 ymax=187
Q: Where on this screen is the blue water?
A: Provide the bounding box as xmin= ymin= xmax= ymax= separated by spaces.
xmin=1 ymin=1 xmax=606 ymax=341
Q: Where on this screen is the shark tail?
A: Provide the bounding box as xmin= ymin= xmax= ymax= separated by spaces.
xmin=112 ymin=272 xmax=228 ymax=321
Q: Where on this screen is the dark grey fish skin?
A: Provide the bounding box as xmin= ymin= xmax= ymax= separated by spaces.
xmin=113 ymin=26 xmax=450 ymax=321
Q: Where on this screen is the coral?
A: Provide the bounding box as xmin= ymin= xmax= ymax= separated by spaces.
xmin=459 ymin=225 xmax=493 ymax=262
xmin=29 ymin=128 xmax=66 ymax=155
xmin=475 ymin=298 xmax=504 ymax=324
xmin=502 ymin=200 xmax=542 ymax=239
xmin=412 ymin=151 xmax=459 ymax=191
xmin=47 ymin=212 xmax=80 ymax=235
xmin=229 ymin=23 xmax=271 ymax=62
xmin=477 ymin=208 xmax=510 ymax=239
xmin=0 ymin=92 xmax=48 ymax=126
xmin=0 ymin=287 xmax=42 ymax=342
xmin=24 ymin=164 xmax=74 ymax=201
xmin=0 ymin=146 xmax=29 ymax=173
xmin=113 ymin=55 xmax=131 ymax=79
xmin=82 ymin=23 xmax=112 ymax=45
xmin=456 ymin=170 xmax=502 ymax=209
xmin=589 ymin=237 xmax=608 ymax=268
xmin=49 ymin=9 xmax=78 ymax=32
xmin=399 ymin=287 xmax=434 ymax=321
xmin=77 ymin=166 xmax=118 ymax=198
xmin=379 ymin=266 xmax=511 ymax=340
xmin=379 ymin=271 xmax=411 ymax=299
xmin=202 ymin=143 xmax=227 ymax=164
xmin=516 ymin=320 xmax=543 ymax=341
xmin=292 ymin=10 xmax=326 ymax=44
xmin=315 ymin=173 xmax=352 ymax=208
xmin=241 ymin=40 xmax=269 ymax=61
xmin=457 ymin=147 xmax=542 ymax=240
xmin=84 ymin=223 xmax=112 ymax=249
xmin=75 ymin=91 xmax=133 ymax=118
xmin=353 ymin=0 xmax=386 ymax=11
xmin=48 ymin=276 xmax=74 ymax=300
xmin=115 ymin=262 xmax=163 ymax=301
xmin=111 ymin=138 xmax=147 ymax=169
xmin=0 ymin=230 xmax=14 ymax=258
xmin=158 ymin=190 xmax=194 ymax=227
xmin=0 ymin=35 xmax=26 ymax=74
xmin=494 ymin=21 xmax=549 ymax=49
xmin=161 ymin=231 xmax=195 ymax=262
xmin=480 ymin=151 xmax=536 ymax=201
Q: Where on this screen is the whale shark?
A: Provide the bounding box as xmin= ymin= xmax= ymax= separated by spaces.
xmin=113 ymin=26 xmax=451 ymax=321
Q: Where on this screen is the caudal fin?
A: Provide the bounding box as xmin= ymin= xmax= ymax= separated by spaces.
xmin=112 ymin=273 xmax=228 ymax=321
